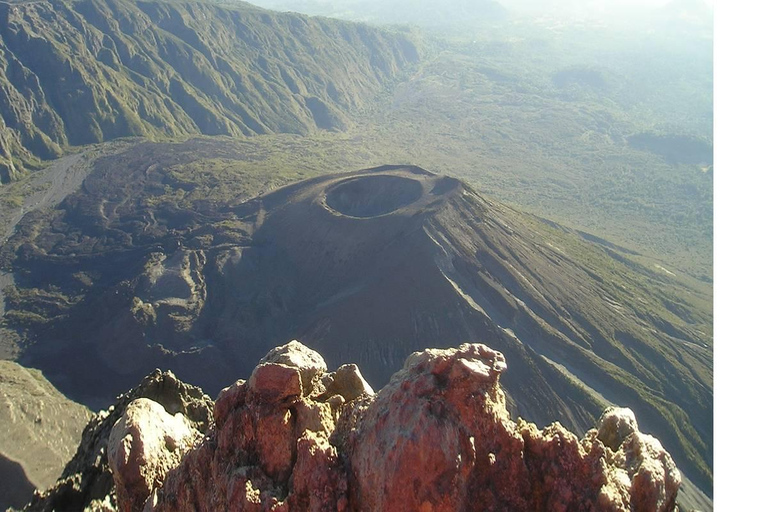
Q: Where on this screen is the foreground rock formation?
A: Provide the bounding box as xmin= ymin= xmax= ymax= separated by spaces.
xmin=23 ymin=370 xmax=213 ymax=512
xmin=101 ymin=341 xmax=680 ymax=512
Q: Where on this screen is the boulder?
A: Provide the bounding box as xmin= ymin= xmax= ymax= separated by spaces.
xmin=596 ymin=406 xmax=681 ymax=511
xmin=320 ymin=364 xmax=375 ymax=402
xmin=248 ymin=363 xmax=303 ymax=404
xmin=621 ymin=432 xmax=681 ymax=512
xmin=258 ymin=340 xmax=327 ymax=395
xmin=148 ymin=345 xmax=337 ymax=511
xmin=345 ymin=344 xmax=512 ymax=511
xmin=597 ymin=407 xmax=639 ymax=451
xmin=108 ymin=398 xmax=201 ymax=512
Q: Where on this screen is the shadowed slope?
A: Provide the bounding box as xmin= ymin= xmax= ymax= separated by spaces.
xmin=0 ymin=454 xmax=36 ymax=510
xmin=0 ymin=361 xmax=92 ymax=510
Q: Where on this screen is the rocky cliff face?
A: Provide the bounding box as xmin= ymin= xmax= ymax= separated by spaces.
xmin=0 ymin=0 xmax=420 ymax=178
xmin=30 ymin=340 xmax=681 ymax=511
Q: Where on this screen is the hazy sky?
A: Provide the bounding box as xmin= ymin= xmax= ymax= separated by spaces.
xmin=494 ymin=0 xmax=714 ymax=26
xmin=496 ymin=0 xmax=715 ymax=11
xmin=498 ymin=0 xmax=714 ymax=6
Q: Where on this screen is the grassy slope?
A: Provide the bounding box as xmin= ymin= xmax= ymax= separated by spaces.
xmin=247 ymin=2 xmax=713 ymax=279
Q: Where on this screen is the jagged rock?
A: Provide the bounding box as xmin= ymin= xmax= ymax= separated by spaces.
xmin=108 ymin=398 xmax=202 ymax=512
xmin=598 ymin=407 xmax=639 ymax=451
xmin=147 ymin=346 xmax=338 ymax=511
xmin=620 ymin=431 xmax=681 ymax=512
xmin=595 ymin=407 xmax=681 ymax=511
xmin=248 ymin=363 xmax=304 ymax=404
xmin=319 ymin=364 xmax=375 ymax=403
xmin=345 ymin=344 xmax=513 ymax=511
xmin=288 ymin=431 xmax=347 ymax=512
xmin=34 ymin=341 xmax=681 ymax=512
xmin=258 ymin=340 xmax=328 ymax=395
xmin=141 ymin=341 xmax=681 ymax=512
xmin=22 ymin=370 xmax=213 ymax=512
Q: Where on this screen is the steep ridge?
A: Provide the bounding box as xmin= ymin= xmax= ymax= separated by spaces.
xmin=23 ymin=368 xmax=213 ymax=512
xmin=2 ymin=153 xmax=712 ymax=495
xmin=0 ymin=360 xmax=92 ymax=510
xmin=0 ymin=0 xmax=419 ymax=179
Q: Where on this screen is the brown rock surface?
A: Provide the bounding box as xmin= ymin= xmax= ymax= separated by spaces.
xmin=319 ymin=364 xmax=375 ymax=403
xmin=258 ymin=340 xmax=329 ymax=395
xmin=142 ymin=341 xmax=681 ymax=512
xmin=25 ymin=341 xmax=681 ymax=511
xmin=108 ymin=398 xmax=202 ymax=512
xmin=147 ymin=344 xmax=343 ymax=512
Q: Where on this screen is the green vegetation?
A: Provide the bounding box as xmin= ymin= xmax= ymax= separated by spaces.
xmin=0 ymin=0 xmax=712 ymax=279
xmin=0 ymin=0 xmax=420 ymax=178
xmin=0 ymin=143 xmax=712 ymax=491
xmin=346 ymin=20 xmax=712 ymax=279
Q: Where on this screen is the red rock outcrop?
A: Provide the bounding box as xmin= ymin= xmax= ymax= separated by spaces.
xmin=107 ymin=341 xmax=680 ymax=512
xmin=108 ymin=398 xmax=203 ymax=512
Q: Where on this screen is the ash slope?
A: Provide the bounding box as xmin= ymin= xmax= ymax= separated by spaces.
xmin=3 ymin=161 xmax=712 ymax=493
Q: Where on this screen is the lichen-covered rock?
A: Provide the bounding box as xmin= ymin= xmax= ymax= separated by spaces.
xmin=287 ymin=431 xmax=347 ymax=512
xmin=147 ymin=343 xmax=341 ymax=511
xmin=248 ymin=363 xmax=304 ymax=404
xmin=343 ymin=343 xmax=680 ymax=512
xmin=319 ymin=364 xmax=375 ymax=403
xmin=346 ymin=343 xmax=516 ymax=511
xmin=621 ymin=431 xmax=681 ymax=512
xmin=108 ymin=398 xmax=202 ymax=512
xmin=594 ymin=407 xmax=681 ymax=512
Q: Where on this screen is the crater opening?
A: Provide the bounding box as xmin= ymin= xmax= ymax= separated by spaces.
xmin=325 ymin=175 xmax=423 ymax=218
